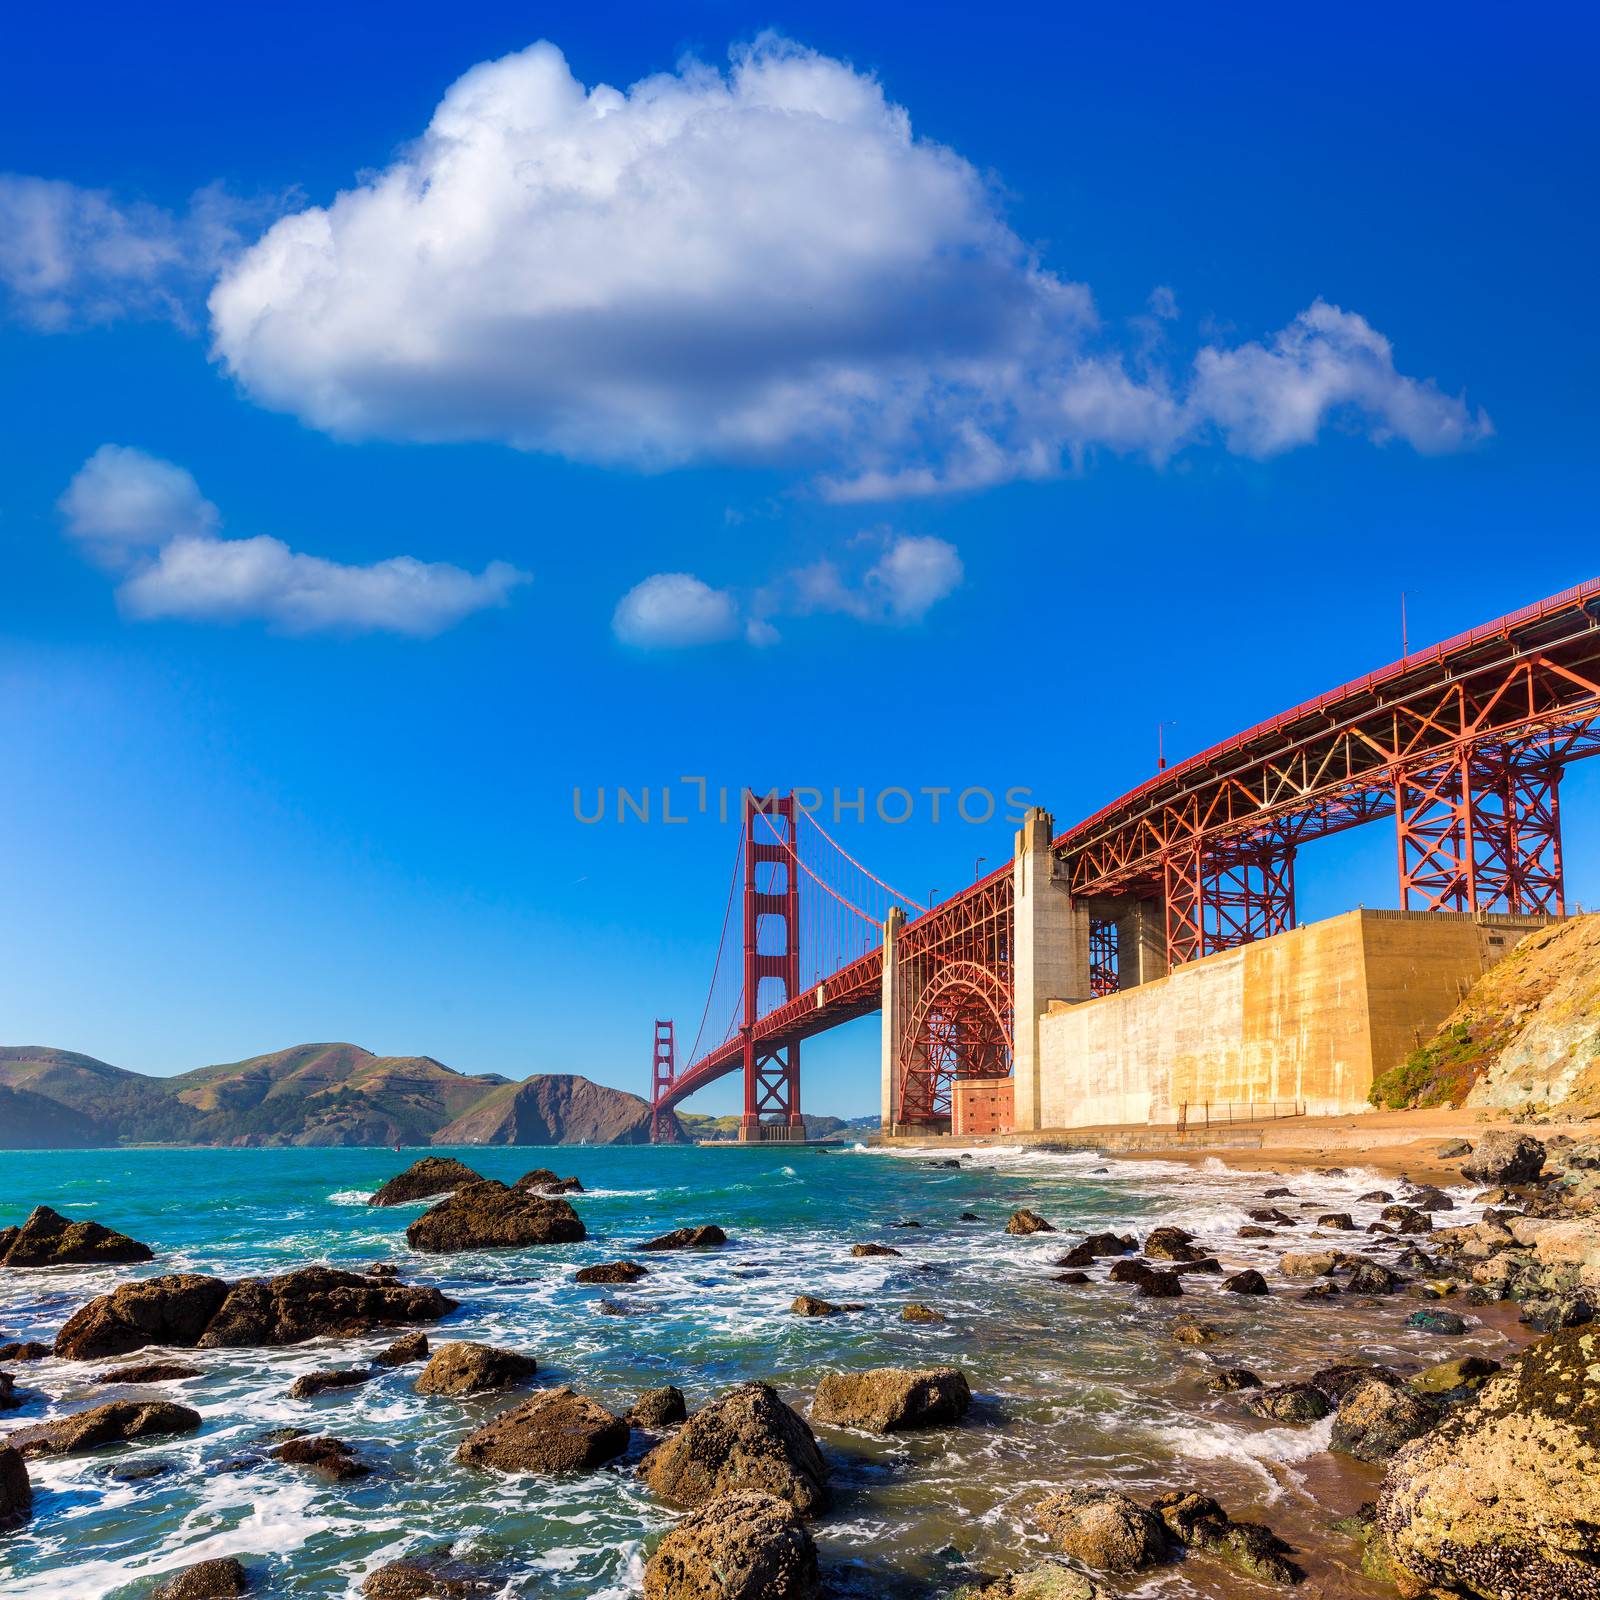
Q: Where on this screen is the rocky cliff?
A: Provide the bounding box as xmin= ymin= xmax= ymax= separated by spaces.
xmin=432 ymin=1074 xmax=686 ymax=1145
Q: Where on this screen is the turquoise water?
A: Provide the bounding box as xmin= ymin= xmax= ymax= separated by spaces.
xmin=0 ymin=1143 xmax=1523 ymax=1598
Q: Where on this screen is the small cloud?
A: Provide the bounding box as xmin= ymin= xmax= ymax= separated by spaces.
xmin=612 ymin=572 xmax=740 ymax=649
xmin=863 ymin=534 xmax=964 ymax=621
xmin=1148 ymin=284 xmax=1179 ymax=320
xmin=58 ymin=445 xmax=527 ymax=636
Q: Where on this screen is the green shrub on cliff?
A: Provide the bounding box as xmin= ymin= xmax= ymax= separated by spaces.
xmin=1369 ymin=1021 xmax=1492 ymax=1109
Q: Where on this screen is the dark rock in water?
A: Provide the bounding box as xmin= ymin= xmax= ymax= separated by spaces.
xmin=1237 ymin=1225 xmax=1277 ymax=1239
xmin=1331 ymin=1378 xmax=1437 ymax=1462
xmin=849 ymin=1243 xmax=900 ymax=1258
xmin=274 ymin=1435 xmax=369 ymax=1480
xmin=0 ymin=1206 xmax=153 ymax=1267
xmin=1137 ymin=1269 xmax=1183 ymax=1298
xmin=597 ymin=1299 xmax=628 ymax=1316
xmin=1405 ymin=1186 xmax=1455 ymax=1212
xmin=0 ymin=1342 xmax=48 ymax=1363
xmin=365 ymin=1262 xmax=400 ymax=1279
xmin=53 ymin=1280 xmax=232 ymax=1356
xmin=1520 ymin=1292 xmax=1594 ymax=1331
xmin=288 ymin=1367 xmax=370 ymax=1400
xmin=1263 ymin=1187 xmax=1293 ymax=1198
xmin=406 ymin=1181 xmax=585 ymax=1253
xmin=1380 ymin=1205 xmax=1434 ymax=1234
xmin=1208 ymin=1368 xmax=1261 ymax=1392
xmin=951 ymin=1568 xmax=1099 ymax=1599
xmin=1032 ymin=1487 xmax=1169 ymax=1572
xmin=98 ymin=1455 xmax=175 ymax=1482
xmin=1396 ymin=1246 xmax=1443 ymax=1274
xmin=1247 ymin=1208 xmax=1296 ymax=1226
xmin=789 ymin=1296 xmax=862 ymax=1317
xmin=1301 ymin=1282 xmax=1340 ymax=1300
xmin=901 ymin=1303 xmax=945 ymax=1323
xmin=1170 ymin=1319 xmax=1218 ymax=1345
xmin=415 ymin=1341 xmax=538 ymax=1396
xmin=576 ymin=1260 xmax=649 ymax=1284
xmin=890 ymin=1219 xmax=923 ymax=1229
xmin=372 ymin=1331 xmax=429 ymax=1367
xmin=1317 ymin=1213 xmax=1355 ymax=1230
xmin=640 ymin=1382 xmax=829 ymax=1515
xmin=200 ymin=1266 xmax=457 ymax=1348
xmin=1052 ymin=1272 xmax=1091 ymax=1285
xmin=94 ymin=1360 xmax=204 ymax=1385
xmin=628 ymin=1385 xmax=687 ymax=1430
xmin=368 ymin=1156 xmax=482 ymax=1208
xmin=1054 ymin=1242 xmax=1097 ymax=1268
xmin=1357 ymin=1190 xmax=1394 ymax=1204
xmin=1311 ymin=1363 xmax=1400 ymax=1403
xmin=1461 ymin=1131 xmax=1545 ymax=1185
xmin=1223 ymin=1270 xmax=1269 ymax=1295
xmin=0 ymin=1373 xmax=21 ymax=1412
xmin=1144 ymin=1228 xmax=1208 ymax=1263
xmin=641 ymin=1226 xmax=727 ymax=1252
xmin=0 ymin=1445 xmax=31 ymax=1530
xmin=151 ymin=1557 xmax=251 ymax=1598
xmin=1152 ymin=1490 xmax=1304 ymax=1585
xmin=958 ymin=1212 xmax=980 ymax=1221
xmin=1379 ymin=1325 xmax=1600 ymax=1597
xmin=1074 ymin=1232 xmax=1137 ymax=1257
xmin=1343 ymin=1261 xmax=1405 ymax=1295
xmin=1005 ymin=1209 xmax=1055 ymax=1236
xmin=8 ymin=1398 xmax=201 ymax=1458
xmin=811 ymin=1366 xmax=970 ymax=1433
xmin=512 ymin=1167 xmax=584 ymax=1195
xmin=926 ymin=1159 xmax=961 ymax=1169
xmin=455 ymin=1387 xmax=628 ymax=1473
xmin=1406 ymin=1309 xmax=1467 ymax=1336
xmin=643 ymin=1489 xmax=820 ymax=1600
xmin=362 ymin=1547 xmax=498 ymax=1597
xmin=1245 ymin=1383 xmax=1330 ymax=1422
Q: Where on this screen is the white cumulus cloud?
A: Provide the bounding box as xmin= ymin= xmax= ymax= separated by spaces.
xmin=613 ymin=573 xmax=740 ymax=648
xmin=207 ymin=34 xmax=1489 ymax=496
xmin=57 ymin=446 xmax=527 ymax=637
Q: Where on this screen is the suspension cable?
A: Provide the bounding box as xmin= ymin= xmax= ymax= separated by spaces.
xmin=796 ymin=805 xmax=927 ymax=912
xmin=687 ymin=831 xmax=744 ymax=1065
xmin=756 ymin=808 xmax=879 ymax=927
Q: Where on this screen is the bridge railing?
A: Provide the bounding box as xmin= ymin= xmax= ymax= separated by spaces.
xmin=1173 ymin=1099 xmax=1306 ymax=1130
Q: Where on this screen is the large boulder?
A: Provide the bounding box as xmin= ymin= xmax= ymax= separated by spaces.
xmin=952 ymin=1571 xmax=1100 ymax=1600
xmin=415 ymin=1341 xmax=538 ymax=1397
xmin=1244 ymin=1383 xmax=1331 ymax=1423
xmin=640 ymin=1382 xmax=829 ymax=1516
xmin=1032 ymin=1488 xmax=1169 ymax=1572
xmin=629 ymin=1385 xmax=688 ymax=1430
xmin=643 ymin=1490 xmax=819 ymax=1600
xmin=0 ymin=1205 xmax=153 ymax=1267
xmin=407 ymin=1182 xmax=585 ymax=1253
xmin=273 ymin=1435 xmax=368 ymax=1480
xmin=287 ymin=1368 xmax=369 ymax=1400
xmin=54 ymin=1274 xmax=230 ymax=1360
xmin=94 ymin=1360 xmax=205 ymax=1385
xmin=1379 ymin=1325 xmax=1600 ymax=1598
xmin=1152 ymin=1490 xmax=1303 ymax=1585
xmin=576 ymin=1261 xmax=648 ymax=1284
xmin=197 ymin=1266 xmax=456 ymax=1348
xmin=150 ymin=1558 xmax=251 ymax=1599
xmin=811 ymin=1367 xmax=970 ymax=1433
xmin=455 ymin=1387 xmax=627 ymax=1473
xmin=0 ymin=1445 xmax=30 ymax=1531
xmin=368 ymin=1157 xmax=482 ymax=1207
xmin=373 ymin=1331 xmax=429 ymax=1367
xmin=1332 ymin=1378 xmax=1439 ymax=1463
xmin=513 ymin=1168 xmax=584 ymax=1195
xmin=6 ymin=1398 xmax=200 ymax=1458
xmin=641 ymin=1226 xmax=727 ymax=1252
xmin=361 ymin=1549 xmax=496 ymax=1597
xmin=1005 ymin=1210 xmax=1056 ymax=1236
xmin=1461 ymin=1132 xmax=1546 ymax=1186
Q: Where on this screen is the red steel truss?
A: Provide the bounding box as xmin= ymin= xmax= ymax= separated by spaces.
xmin=742 ymin=792 xmax=803 ymax=1137
xmin=650 ymin=1020 xmax=676 ymax=1142
xmin=1088 ymin=916 xmax=1119 ymax=996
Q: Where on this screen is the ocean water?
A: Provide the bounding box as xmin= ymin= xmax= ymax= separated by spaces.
xmin=0 ymin=1143 xmax=1525 ymax=1599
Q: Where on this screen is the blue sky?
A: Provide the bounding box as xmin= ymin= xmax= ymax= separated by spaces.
xmin=2 ymin=2 xmax=1596 ymax=1115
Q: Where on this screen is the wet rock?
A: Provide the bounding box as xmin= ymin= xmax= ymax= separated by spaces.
xmin=1406 ymin=1309 xmax=1467 ymax=1336
xmin=1520 ymin=1292 xmax=1595 ymax=1332
xmin=54 ymin=1273 xmax=231 ymax=1360
xmin=1311 ymin=1363 xmax=1400 ymax=1403
xmin=274 ymin=1434 xmax=369 ymax=1480
xmin=416 ymin=1341 xmax=538 ymax=1396
xmin=365 ymin=1262 xmax=400 ymax=1279
xmin=406 ymin=1181 xmax=585 ymax=1253
xmin=901 ymin=1303 xmax=945 ymax=1323
xmin=628 ymin=1385 xmax=687 ymax=1430
xmin=789 ymin=1296 xmax=862 ymax=1317
xmin=1343 ymin=1260 xmax=1405 ymax=1295
xmin=1316 ymin=1213 xmax=1355 ymax=1230
xmin=1301 ymin=1282 xmax=1340 ymax=1300
xmin=1053 ymin=1272 xmax=1090 ymax=1284
xmin=951 ymin=1567 xmax=1100 ymax=1600
xmin=1381 ymin=1205 xmax=1434 ymax=1235
xmin=643 ymin=1489 xmax=819 ymax=1600
xmin=1107 ymin=1260 xmax=1181 ymax=1296
xmin=1397 ymin=1246 xmax=1445 ymax=1275
xmin=1358 ymin=1190 xmax=1395 ymax=1204
xmin=1436 ymin=1139 xmax=1472 ymax=1159
xmin=1237 ymin=1225 xmax=1277 ymax=1239
xmin=1462 ymin=1130 xmax=1546 ymax=1186
xmin=576 ymin=1260 xmax=649 ymax=1284
xmin=456 ymin=1386 xmax=628 ymax=1473
xmin=1245 ymin=1383 xmax=1330 ymax=1423
xmin=0 ymin=1206 xmax=153 ymax=1267
xmin=1278 ymin=1251 xmax=1340 ymax=1277
xmin=811 ymin=1366 xmax=969 ymax=1433
xmin=513 ymin=1167 xmax=584 ymax=1195
xmin=1378 ymin=1325 xmax=1600 ymax=1598
xmin=1151 ymin=1491 xmax=1304 ymax=1585
xmin=642 ymin=1226 xmax=728 ymax=1252
xmin=0 ymin=1445 xmax=29 ymax=1530
xmin=1248 ymin=1208 xmax=1296 ymax=1226
xmin=368 ymin=1157 xmax=482 ymax=1207
xmin=93 ymin=1360 xmax=204 ymax=1385
xmin=1032 ymin=1488 xmax=1169 ymax=1572
xmin=372 ymin=1331 xmax=429 ymax=1367
xmin=1055 ymin=1243 xmax=1097 ymax=1268
xmin=288 ymin=1367 xmax=370 ymax=1400
xmin=1005 ymin=1210 xmax=1055 ymax=1236
xmin=1408 ymin=1355 xmax=1500 ymax=1397
xmin=1077 ymin=1232 xmax=1138 ymax=1257
xmin=1223 ymin=1270 xmax=1269 ymax=1295
xmin=1263 ymin=1187 xmax=1293 ymax=1199
xmin=361 ymin=1548 xmax=497 ymax=1597
xmin=640 ymin=1382 xmax=829 ymax=1515
xmin=151 ymin=1557 xmax=251 ymax=1598
xmin=849 ymin=1243 xmax=900 ymax=1258
xmin=0 ymin=1342 xmax=48 ymax=1363
xmin=200 ymin=1266 xmax=457 ymax=1348
xmin=0 ymin=1373 xmax=21 ymax=1412
xmin=1144 ymin=1227 xmax=1206 ymax=1263
xmin=7 ymin=1398 xmax=201 ymax=1458
xmin=1406 ymin=1187 xmax=1456 ymax=1213
xmin=890 ymin=1219 xmax=923 ymax=1229
xmin=1208 ymin=1368 xmax=1261 ymax=1392
xmin=958 ymin=1212 xmax=980 ymax=1222
xmin=1332 ymin=1378 xmax=1438 ymax=1462
xmin=1170 ymin=1319 xmax=1218 ymax=1345
xmin=1170 ymin=1257 xmax=1223 ymax=1275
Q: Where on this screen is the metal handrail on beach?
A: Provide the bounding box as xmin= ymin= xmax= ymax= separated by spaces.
xmin=1173 ymin=1099 xmax=1306 ymax=1131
